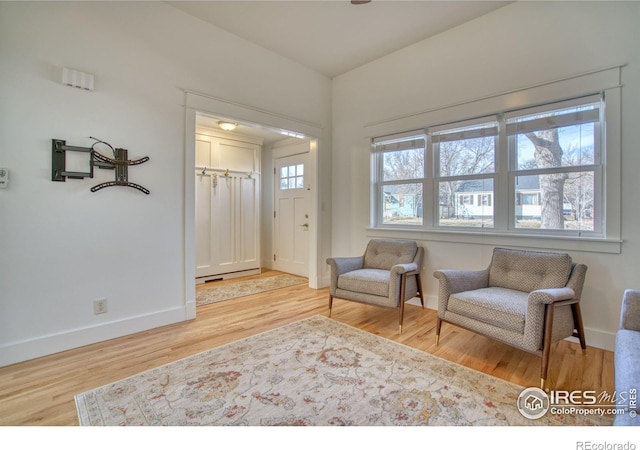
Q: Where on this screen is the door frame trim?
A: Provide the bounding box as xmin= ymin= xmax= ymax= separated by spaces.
xmin=183 ymin=91 xmax=324 ymax=319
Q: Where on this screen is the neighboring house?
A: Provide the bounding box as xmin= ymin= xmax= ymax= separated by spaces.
xmin=450 ymin=179 xmax=497 ymax=220
xmin=384 ymin=191 xmax=420 ymax=219
xmin=450 ymin=178 xmax=573 ymax=220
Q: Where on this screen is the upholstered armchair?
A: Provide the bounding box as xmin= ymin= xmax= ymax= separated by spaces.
xmin=433 ymin=247 xmax=587 ymax=389
xmin=326 ymin=239 xmax=424 ymax=333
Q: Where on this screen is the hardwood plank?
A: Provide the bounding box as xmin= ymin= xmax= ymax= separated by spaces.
xmin=0 ymin=270 xmax=614 ymax=425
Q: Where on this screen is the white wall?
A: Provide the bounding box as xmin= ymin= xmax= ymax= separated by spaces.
xmin=0 ymin=1 xmax=331 ymax=366
xmin=331 ymin=1 xmax=640 ymax=350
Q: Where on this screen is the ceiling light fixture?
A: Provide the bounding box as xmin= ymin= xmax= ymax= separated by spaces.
xmin=351 ymin=0 xmax=371 ymax=4
xmin=218 ymin=121 xmax=237 ymax=131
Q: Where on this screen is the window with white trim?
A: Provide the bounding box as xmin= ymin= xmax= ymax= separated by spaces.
xmin=373 ymin=133 xmax=425 ymax=225
xmin=432 ymin=117 xmax=498 ymax=228
xmin=507 ymin=95 xmax=601 ymax=234
xmin=372 ymin=94 xmax=608 ymax=239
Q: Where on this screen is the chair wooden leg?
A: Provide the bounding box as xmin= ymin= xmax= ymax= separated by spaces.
xmin=541 ymin=303 xmax=555 ymax=390
xmin=399 ymin=274 xmax=406 ymax=334
xmin=329 ymin=294 xmax=333 ymax=318
xmin=571 ymin=303 xmax=588 ymax=356
xmin=416 ymin=273 xmax=424 ymax=308
xmin=435 ymin=317 xmax=442 ymax=345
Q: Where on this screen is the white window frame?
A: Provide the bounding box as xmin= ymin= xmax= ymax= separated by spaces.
xmin=368 ymin=66 xmax=622 ymax=254
xmin=431 ymin=115 xmax=499 ymax=230
xmin=506 ymin=95 xmax=603 ymax=238
xmin=372 ymin=131 xmax=426 ymax=227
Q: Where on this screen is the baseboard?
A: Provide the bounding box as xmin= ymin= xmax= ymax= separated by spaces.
xmin=196 ymin=268 xmax=261 ymax=285
xmin=577 ymin=328 xmax=616 ymax=352
xmin=407 ymin=294 xmax=438 ymax=310
xmin=408 ymin=294 xmax=616 ymax=352
xmin=320 ymin=273 xmax=330 ymax=289
xmin=0 ymin=306 xmax=191 ymax=367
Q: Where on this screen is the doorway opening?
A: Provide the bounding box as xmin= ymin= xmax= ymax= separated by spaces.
xmin=183 ymin=91 xmax=323 ymax=319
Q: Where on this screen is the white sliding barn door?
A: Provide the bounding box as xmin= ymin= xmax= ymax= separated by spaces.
xmin=195 ymin=132 xmax=261 ymax=281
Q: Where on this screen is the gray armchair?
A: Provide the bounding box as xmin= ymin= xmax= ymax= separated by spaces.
xmin=434 ymin=247 xmax=587 ymax=389
xmin=326 ymin=239 xmax=424 ymax=333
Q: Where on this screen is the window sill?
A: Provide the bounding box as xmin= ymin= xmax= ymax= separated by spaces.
xmin=366 ymin=227 xmax=622 ymax=254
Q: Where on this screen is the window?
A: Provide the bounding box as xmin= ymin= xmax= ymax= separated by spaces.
xmin=432 ymin=117 xmax=498 ymax=228
xmin=371 ymin=94 xmax=608 ymax=239
xmin=507 ymin=96 xmax=601 ymax=233
xmin=280 ymin=164 xmax=304 ymax=190
xmin=373 ymin=133 xmax=425 ymax=225
xmin=480 ymin=194 xmax=492 ymax=206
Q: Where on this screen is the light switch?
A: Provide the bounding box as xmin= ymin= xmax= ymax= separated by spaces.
xmin=0 ymin=168 xmax=8 ymax=188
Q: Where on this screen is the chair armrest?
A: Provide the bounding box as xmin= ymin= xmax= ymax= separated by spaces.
xmin=391 ymin=262 xmax=418 ymax=275
xmin=620 ymin=289 xmax=640 ymax=332
xmin=433 ymin=269 xmax=490 ymax=295
xmin=326 ymin=256 xmax=364 ymax=275
xmin=528 ymin=287 xmax=576 ymax=305
xmin=326 ymin=256 xmax=364 ymax=294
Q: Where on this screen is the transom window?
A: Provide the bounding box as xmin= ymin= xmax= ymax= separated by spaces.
xmin=372 ymin=94 xmax=606 ymax=238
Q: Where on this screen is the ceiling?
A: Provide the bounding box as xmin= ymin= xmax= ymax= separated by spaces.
xmin=170 ymin=0 xmax=511 ymax=79
xmin=178 ymin=0 xmax=511 ymax=143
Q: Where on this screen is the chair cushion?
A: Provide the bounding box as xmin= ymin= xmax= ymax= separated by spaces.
xmin=363 ymin=239 xmax=417 ymax=270
xmin=447 ymin=287 xmax=528 ymax=334
xmin=489 ymin=248 xmax=572 ymax=293
xmin=337 ymin=269 xmax=390 ymax=297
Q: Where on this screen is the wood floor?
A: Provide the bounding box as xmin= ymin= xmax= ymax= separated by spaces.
xmin=0 ymin=269 xmax=614 ymax=426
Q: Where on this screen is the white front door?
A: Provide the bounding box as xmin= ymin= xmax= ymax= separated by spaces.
xmin=274 ymin=153 xmax=310 ymax=277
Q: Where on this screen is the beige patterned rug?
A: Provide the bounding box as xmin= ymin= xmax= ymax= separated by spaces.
xmin=196 ymin=273 xmax=307 ymax=306
xmin=75 ymin=316 xmax=612 ymax=426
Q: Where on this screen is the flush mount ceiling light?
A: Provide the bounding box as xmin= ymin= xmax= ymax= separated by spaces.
xmin=218 ymin=121 xmax=237 ymax=131
xmin=351 ymin=0 xmax=372 ymax=4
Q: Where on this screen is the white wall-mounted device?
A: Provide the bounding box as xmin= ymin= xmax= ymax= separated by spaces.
xmin=0 ymin=168 xmax=8 ymax=188
xmin=61 ymin=67 xmax=94 ymax=91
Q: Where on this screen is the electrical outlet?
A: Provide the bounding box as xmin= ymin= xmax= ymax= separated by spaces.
xmin=93 ymin=298 xmax=108 ymax=315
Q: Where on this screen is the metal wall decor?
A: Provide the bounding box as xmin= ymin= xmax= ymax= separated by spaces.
xmin=51 ymin=137 xmax=150 ymax=194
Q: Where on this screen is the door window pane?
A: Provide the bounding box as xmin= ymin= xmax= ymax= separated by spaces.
xmin=280 ymin=164 xmax=304 ymax=190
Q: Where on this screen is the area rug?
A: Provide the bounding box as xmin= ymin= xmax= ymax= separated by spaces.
xmin=75 ymin=316 xmax=611 ymax=426
xmin=196 ymin=273 xmax=307 ymax=306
